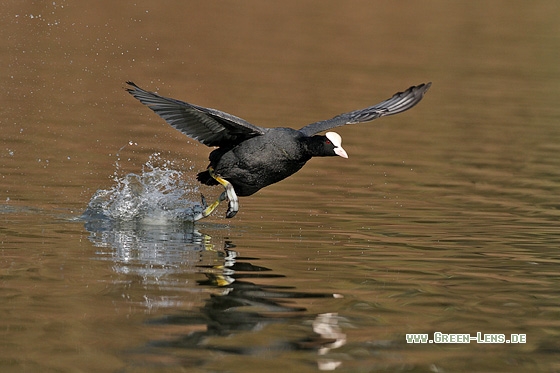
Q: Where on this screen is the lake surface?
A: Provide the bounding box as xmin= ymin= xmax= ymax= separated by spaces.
xmin=2 ymin=1 xmax=560 ymax=372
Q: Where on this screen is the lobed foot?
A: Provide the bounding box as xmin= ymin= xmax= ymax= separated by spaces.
xmin=223 ymin=181 xmax=239 ymax=218
xmin=193 ymin=192 xmax=227 ymax=221
xmin=226 ymin=207 xmax=238 ymax=218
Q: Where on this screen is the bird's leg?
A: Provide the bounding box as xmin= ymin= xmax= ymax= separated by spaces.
xmin=192 ymin=168 xmax=239 ymax=221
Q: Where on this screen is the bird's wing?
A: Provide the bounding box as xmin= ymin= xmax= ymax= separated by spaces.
xmin=126 ymin=82 xmax=266 ymax=147
xmin=298 ymin=82 xmax=431 ymax=136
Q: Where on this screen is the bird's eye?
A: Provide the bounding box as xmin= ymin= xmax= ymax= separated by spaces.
xmin=325 ymin=139 xmax=332 ymax=144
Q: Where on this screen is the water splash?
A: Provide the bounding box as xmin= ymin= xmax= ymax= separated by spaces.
xmin=83 ymin=153 xmax=204 ymax=224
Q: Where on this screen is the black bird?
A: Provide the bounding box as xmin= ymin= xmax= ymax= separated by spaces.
xmin=126 ymin=81 xmax=431 ymax=220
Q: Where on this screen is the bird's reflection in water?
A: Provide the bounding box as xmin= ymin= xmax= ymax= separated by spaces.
xmin=84 ymin=218 xmax=346 ymax=370
xmin=149 ymin=246 xmax=346 ymax=370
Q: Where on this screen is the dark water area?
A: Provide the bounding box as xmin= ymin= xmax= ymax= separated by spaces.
xmin=2 ymin=1 xmax=560 ymax=372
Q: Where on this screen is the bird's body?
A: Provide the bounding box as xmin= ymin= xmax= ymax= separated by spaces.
xmin=199 ymin=127 xmax=330 ymax=196
xmin=126 ymin=81 xmax=431 ymax=220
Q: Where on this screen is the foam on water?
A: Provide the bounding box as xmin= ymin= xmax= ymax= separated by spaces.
xmin=83 ymin=153 xmax=204 ymax=224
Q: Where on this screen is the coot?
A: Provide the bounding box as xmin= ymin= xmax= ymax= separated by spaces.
xmin=126 ymin=81 xmax=431 ymax=220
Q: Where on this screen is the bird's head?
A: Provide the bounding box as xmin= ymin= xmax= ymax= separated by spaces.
xmin=305 ymin=131 xmax=348 ymax=158
xmin=325 ymin=132 xmax=348 ymax=158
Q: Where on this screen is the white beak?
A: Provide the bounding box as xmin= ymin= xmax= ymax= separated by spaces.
xmin=334 ymin=146 xmax=348 ymax=158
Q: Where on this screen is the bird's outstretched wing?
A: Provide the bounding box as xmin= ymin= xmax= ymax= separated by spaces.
xmin=299 ymin=82 xmax=431 ymax=136
xmin=126 ymin=82 xmax=266 ymax=147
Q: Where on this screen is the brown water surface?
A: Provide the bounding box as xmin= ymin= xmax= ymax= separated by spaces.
xmin=1 ymin=1 xmax=560 ymax=372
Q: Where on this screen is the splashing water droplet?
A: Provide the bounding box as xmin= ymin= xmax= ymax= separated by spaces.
xmin=83 ymin=156 xmax=203 ymax=224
